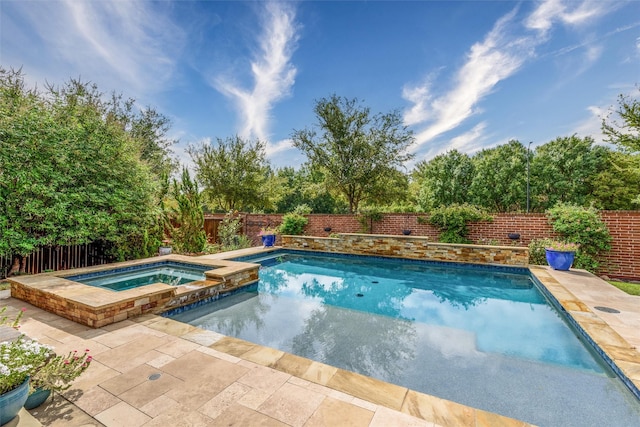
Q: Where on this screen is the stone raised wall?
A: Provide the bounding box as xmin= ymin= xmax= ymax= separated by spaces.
xmin=281 ymin=234 xmax=529 ymax=266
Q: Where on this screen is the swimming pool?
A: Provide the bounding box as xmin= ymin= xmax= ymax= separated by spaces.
xmin=67 ymin=261 xmax=212 ymax=291
xmin=167 ymin=251 xmax=640 ymax=426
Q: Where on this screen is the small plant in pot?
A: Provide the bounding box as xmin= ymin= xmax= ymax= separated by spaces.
xmin=258 ymin=226 xmax=279 ymax=247
xmin=26 ymin=348 xmax=93 ymax=409
xmin=545 ymin=241 xmax=579 ymax=271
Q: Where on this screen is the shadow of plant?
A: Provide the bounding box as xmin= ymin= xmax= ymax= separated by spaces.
xmin=28 ymin=389 xmax=103 ymax=426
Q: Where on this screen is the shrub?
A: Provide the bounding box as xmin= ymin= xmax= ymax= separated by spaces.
xmin=293 ymin=204 xmax=312 ymax=215
xmin=168 ymin=169 xmax=206 ymax=254
xmin=528 ymin=238 xmax=554 ymax=265
xmin=357 ymin=207 xmax=384 ymax=233
xmin=279 ymin=212 xmax=308 ymax=235
xmin=428 ymin=204 xmax=492 ymax=243
xmin=546 ymin=203 xmax=611 ymax=272
xmin=218 ymin=211 xmax=252 ymax=251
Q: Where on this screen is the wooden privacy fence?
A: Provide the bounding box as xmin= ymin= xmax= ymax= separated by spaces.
xmin=0 ymin=242 xmax=112 ymax=278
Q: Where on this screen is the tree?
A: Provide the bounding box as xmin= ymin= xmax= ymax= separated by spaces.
xmin=274 ymin=165 xmax=346 ymax=214
xmin=0 ymin=69 xmax=163 ymax=273
xmin=530 ymin=135 xmax=609 ymax=211
xmin=291 ymin=95 xmax=414 ymax=213
xmin=469 ymin=140 xmax=528 ymax=212
xmin=167 ymin=169 xmax=206 ymax=254
xmin=189 ymin=136 xmax=270 ymax=212
xmin=412 ymin=149 xmax=474 ymax=210
xmin=602 ymin=87 xmax=640 ymax=204
xmin=590 ymin=152 xmax=640 ymax=210
xmin=602 ymin=87 xmax=640 ymax=153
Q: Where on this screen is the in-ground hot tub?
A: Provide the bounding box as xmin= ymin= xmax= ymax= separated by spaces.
xmin=66 ymin=261 xmax=214 ymax=291
xmin=8 ymin=253 xmax=263 ymax=327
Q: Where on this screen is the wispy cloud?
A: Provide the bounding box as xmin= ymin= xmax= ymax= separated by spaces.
xmin=213 ymin=2 xmax=300 ymax=144
xmin=403 ymin=0 xmax=613 ymax=155
xmin=3 ymin=1 xmax=184 ymax=96
xmin=525 ymin=0 xmax=611 ymax=34
xmin=404 ymin=8 xmax=531 ymax=149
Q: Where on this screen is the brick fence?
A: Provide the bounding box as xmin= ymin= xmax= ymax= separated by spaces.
xmin=216 ymin=211 xmax=640 ymax=280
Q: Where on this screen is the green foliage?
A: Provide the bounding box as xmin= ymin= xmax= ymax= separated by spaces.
xmin=602 ymin=87 xmax=640 ymax=153
xmin=528 ymin=238 xmax=554 ymax=265
xmin=590 ymin=152 xmax=640 ymax=209
xmin=293 ymin=204 xmax=313 ymax=215
xmin=428 ymin=204 xmax=492 ymax=243
xmin=546 ymin=203 xmax=611 ymax=272
xmin=291 ymin=94 xmax=414 ymax=213
xmin=357 ymin=206 xmax=384 ymax=233
xmin=279 ymin=211 xmax=309 ymax=235
xmin=0 ymin=68 xmax=167 ymax=271
xmin=189 ymin=135 xmax=270 ymax=212
xmin=413 ymin=149 xmax=474 ymax=210
xmin=217 ymin=211 xmax=252 ymax=251
xmin=168 ymin=169 xmax=207 ymax=254
xmin=602 ymin=88 xmax=640 ymax=204
xmin=469 ymin=140 xmax=528 ymax=212
xmin=531 ymin=136 xmax=609 ymax=211
xmin=274 ymin=165 xmax=348 ymax=214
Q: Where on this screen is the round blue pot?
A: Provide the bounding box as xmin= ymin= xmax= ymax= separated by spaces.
xmin=545 ymin=249 xmax=575 ymax=271
xmin=0 ymin=377 xmax=30 ymax=425
xmin=24 ymin=388 xmax=51 ymax=410
xmin=261 ymin=234 xmax=276 ymax=247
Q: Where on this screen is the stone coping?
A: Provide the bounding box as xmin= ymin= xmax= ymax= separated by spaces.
xmin=529 ymin=266 xmax=640 ymax=400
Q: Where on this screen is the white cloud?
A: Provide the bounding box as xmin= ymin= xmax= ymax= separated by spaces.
xmin=573 ymin=105 xmax=607 ymax=143
xmin=404 ymin=8 xmax=532 ymax=149
xmin=402 ymin=0 xmax=615 ymax=156
xmin=525 ymin=0 xmax=610 ymax=35
xmin=213 ymin=2 xmax=300 ymax=142
xmin=266 ymin=138 xmax=294 ymax=156
xmin=449 ymin=123 xmax=490 ymax=153
xmin=4 ymin=1 xmax=185 ymax=96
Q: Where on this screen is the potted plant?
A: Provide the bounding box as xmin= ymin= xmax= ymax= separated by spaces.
xmin=545 ymin=241 xmax=579 ymax=271
xmin=0 ymin=308 xmax=51 ymax=424
xmin=25 ymin=348 xmax=93 ymax=409
xmin=0 ymin=307 xmax=93 ymax=414
xmin=159 ymin=239 xmax=172 ymax=256
xmin=258 ymin=226 xmax=278 ymax=247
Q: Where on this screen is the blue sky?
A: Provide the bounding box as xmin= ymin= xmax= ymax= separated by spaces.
xmin=2 ymin=0 xmax=639 ymax=169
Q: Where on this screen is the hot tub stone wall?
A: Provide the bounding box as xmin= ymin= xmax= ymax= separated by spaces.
xmin=9 ymin=256 xmax=261 ymax=328
xmin=281 ymin=233 xmax=529 ymax=266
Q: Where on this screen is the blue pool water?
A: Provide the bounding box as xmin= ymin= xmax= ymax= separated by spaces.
xmin=67 ymin=261 xmax=211 ymax=291
xmin=168 ymin=251 xmax=640 ymax=426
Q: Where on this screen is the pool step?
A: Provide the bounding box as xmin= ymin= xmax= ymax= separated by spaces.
xmin=240 ymin=253 xmax=284 ymax=265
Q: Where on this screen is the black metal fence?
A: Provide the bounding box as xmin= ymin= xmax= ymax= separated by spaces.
xmin=1 ymin=242 xmax=112 ymax=279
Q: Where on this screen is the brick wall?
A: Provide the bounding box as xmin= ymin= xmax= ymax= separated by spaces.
xmin=212 ymin=211 xmax=640 ymax=279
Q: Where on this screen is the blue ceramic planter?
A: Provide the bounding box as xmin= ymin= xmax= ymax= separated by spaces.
xmin=545 ymin=249 xmax=575 ymax=271
xmin=24 ymin=388 xmax=51 ymax=410
xmin=261 ymin=234 xmax=276 ymax=247
xmin=0 ymin=377 xmax=29 ymax=425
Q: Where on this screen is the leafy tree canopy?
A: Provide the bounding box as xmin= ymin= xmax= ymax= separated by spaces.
xmin=0 ymin=68 xmax=168 ymax=272
xmin=189 ymin=135 xmax=270 ymax=212
xmin=602 ymin=87 xmax=640 ymax=153
xmin=291 ymin=95 xmax=414 ymax=213
xmin=530 ymin=135 xmax=609 ymax=211
xmin=469 ymin=140 xmax=528 ymax=213
xmin=413 ymin=149 xmax=474 ymax=211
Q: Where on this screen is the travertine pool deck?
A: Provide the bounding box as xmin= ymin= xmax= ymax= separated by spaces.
xmin=1 ymin=255 xmax=638 ymax=426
